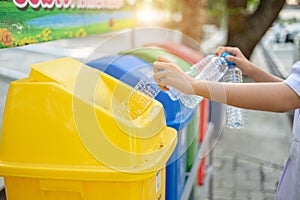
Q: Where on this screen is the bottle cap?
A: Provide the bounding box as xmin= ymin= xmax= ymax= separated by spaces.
xmin=221 ymin=52 xmax=236 ymax=68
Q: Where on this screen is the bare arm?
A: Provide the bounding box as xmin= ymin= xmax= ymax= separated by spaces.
xmin=191 ymin=80 xmax=300 ymax=112
xmin=153 ymin=57 xmax=300 ymax=113
xmin=244 ymin=63 xmax=283 ymax=82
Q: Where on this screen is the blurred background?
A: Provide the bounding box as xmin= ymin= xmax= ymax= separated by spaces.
xmin=1 ymin=0 xmax=300 ymax=199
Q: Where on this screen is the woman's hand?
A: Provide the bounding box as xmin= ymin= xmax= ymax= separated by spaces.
xmin=153 ymin=56 xmax=196 ymax=95
xmin=215 ymin=46 xmax=253 ymax=76
xmin=215 ymin=46 xmax=283 ymax=82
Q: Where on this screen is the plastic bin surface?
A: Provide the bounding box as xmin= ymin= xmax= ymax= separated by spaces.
xmin=87 ymin=55 xmax=193 ymax=128
xmin=142 ymin=43 xmax=204 ymax=173
xmin=186 ymin=105 xmax=200 ymax=172
xmin=86 ymin=55 xmax=145 ymax=87
xmin=144 ymin=42 xmax=205 ymax=64
xmin=120 ymin=46 xmax=192 ymax=71
xmin=0 ymin=58 xmax=178 ymax=200
xmin=150 ymin=43 xmax=210 ymax=188
xmin=87 ymin=55 xmax=194 ymax=200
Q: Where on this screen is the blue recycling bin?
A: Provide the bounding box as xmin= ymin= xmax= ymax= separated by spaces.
xmin=86 ymin=55 xmax=194 ymax=200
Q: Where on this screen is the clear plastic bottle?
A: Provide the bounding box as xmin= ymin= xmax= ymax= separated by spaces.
xmin=122 ymin=71 xmax=162 ymax=119
xmin=185 ymin=55 xmax=215 ymax=78
xmin=134 ymin=71 xmax=161 ymax=99
xmin=133 ymin=71 xmax=193 ymax=105
xmin=132 ymin=52 xmax=231 ymax=109
xmin=222 ymin=54 xmax=247 ymax=129
xmin=179 ymin=53 xmax=231 ymax=108
xmin=186 ymin=54 xmax=229 ymax=81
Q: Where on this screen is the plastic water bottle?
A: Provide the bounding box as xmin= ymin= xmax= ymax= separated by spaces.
xmin=133 ymin=71 xmax=194 ymax=106
xmin=185 ymin=55 xmax=215 ymax=78
xmin=133 ymin=52 xmax=231 ymax=109
xmin=180 ymin=53 xmax=231 ymax=107
xmin=186 ymin=54 xmax=228 ymax=81
xmin=222 ymin=53 xmax=247 ymax=129
xmin=134 ymin=71 xmax=161 ymax=99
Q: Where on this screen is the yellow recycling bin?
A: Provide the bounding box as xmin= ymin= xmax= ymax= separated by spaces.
xmin=0 ymin=58 xmax=177 ymax=200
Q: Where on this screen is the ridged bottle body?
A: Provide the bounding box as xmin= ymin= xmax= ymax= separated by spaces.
xmin=223 ymin=67 xmax=247 ymax=129
xmin=133 ymin=53 xmax=230 ymax=109
xmin=133 ymin=71 xmax=191 ymax=106
xmin=134 ymin=71 xmax=161 ymax=99
xmin=180 ymin=55 xmax=229 ymax=108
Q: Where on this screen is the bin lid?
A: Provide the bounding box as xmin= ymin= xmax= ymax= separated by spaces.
xmin=120 ymin=47 xmax=192 ymax=71
xmin=0 ymin=58 xmax=177 ymax=180
xmin=144 ymin=42 xmax=205 ymax=64
xmin=87 ymin=55 xmax=148 ymax=87
xmin=87 ymin=55 xmax=194 ymax=131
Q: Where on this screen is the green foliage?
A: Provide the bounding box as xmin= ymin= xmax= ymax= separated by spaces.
xmin=208 ymin=0 xmax=260 ymax=16
xmin=207 ymin=0 xmax=226 ymax=16
xmin=150 ymin=0 xmax=181 ymax=13
xmin=247 ymin=0 xmax=259 ymax=13
xmin=167 ymin=0 xmax=181 ymax=13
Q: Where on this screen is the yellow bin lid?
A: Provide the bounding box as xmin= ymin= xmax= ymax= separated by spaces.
xmin=0 ymin=58 xmax=177 ymax=181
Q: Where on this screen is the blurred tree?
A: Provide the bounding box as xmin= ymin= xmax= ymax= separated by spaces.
xmin=148 ymin=0 xmax=285 ymax=57
xmin=180 ymin=0 xmax=208 ymax=46
xmin=177 ymin=0 xmax=285 ymax=57
xmin=227 ymin=0 xmax=285 ymax=58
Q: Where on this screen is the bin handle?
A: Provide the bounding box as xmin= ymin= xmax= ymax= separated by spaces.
xmin=40 ymin=179 xmax=83 ymax=199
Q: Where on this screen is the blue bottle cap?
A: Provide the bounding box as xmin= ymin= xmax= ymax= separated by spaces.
xmin=221 ymin=52 xmax=236 ymax=68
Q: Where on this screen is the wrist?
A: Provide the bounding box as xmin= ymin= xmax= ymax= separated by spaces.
xmin=190 ymin=79 xmax=201 ymax=96
xmin=243 ymin=62 xmax=257 ymax=77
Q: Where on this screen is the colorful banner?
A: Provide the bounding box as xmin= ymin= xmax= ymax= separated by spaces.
xmin=0 ymin=0 xmax=136 ymax=48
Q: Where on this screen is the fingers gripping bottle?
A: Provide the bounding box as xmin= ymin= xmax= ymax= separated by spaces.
xmin=222 ymin=52 xmax=247 ymax=129
xmin=134 ymin=71 xmax=161 ymax=99
xmin=186 ymin=54 xmax=228 ymax=81
xmin=180 ymin=53 xmax=231 ymax=107
xmin=132 ymin=52 xmax=231 ymax=109
xmin=133 ymin=71 xmax=195 ymax=107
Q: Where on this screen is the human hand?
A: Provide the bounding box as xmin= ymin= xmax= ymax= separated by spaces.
xmin=153 ymin=56 xmax=196 ymax=95
xmin=215 ymin=46 xmax=253 ymax=76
